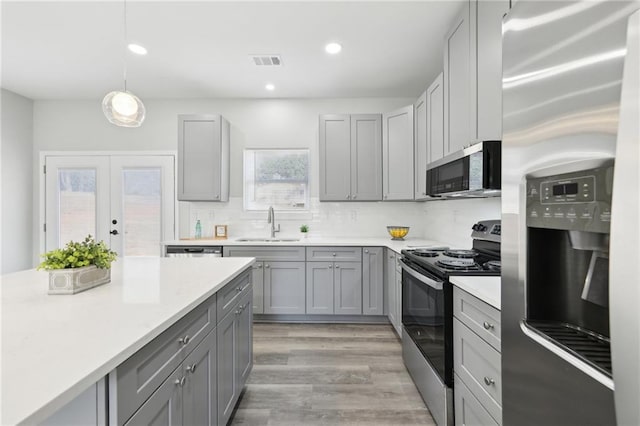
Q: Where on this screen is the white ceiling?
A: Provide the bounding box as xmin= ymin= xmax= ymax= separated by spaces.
xmin=1 ymin=1 xmax=465 ymax=100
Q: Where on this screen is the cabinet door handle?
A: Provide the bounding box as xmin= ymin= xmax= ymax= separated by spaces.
xmin=265 ymin=264 xmax=270 ymax=268
xmin=328 ymin=264 xmax=333 ymax=269
xmin=364 ymin=249 xmax=369 ymax=253
xmin=332 ymin=253 xmax=336 ymax=257
xmin=178 ymin=335 xmax=190 ymax=345
xmin=346 ymin=195 xmax=350 ymax=199
xmin=384 ymin=194 xmax=388 ymax=199
xmin=186 ymin=363 xmax=197 ymax=374
xmin=352 ymin=195 xmax=357 ymax=200
xmin=335 ymin=265 xmax=340 ymax=268
xmin=484 ymin=377 xmax=495 ymax=386
xmin=257 ymin=264 xmax=263 ymax=269
xmin=175 ymin=376 xmax=186 ymax=387
xmin=483 ymin=321 xmax=495 ymax=330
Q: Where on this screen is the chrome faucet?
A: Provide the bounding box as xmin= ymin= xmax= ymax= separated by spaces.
xmin=267 ymin=206 xmax=280 ymax=238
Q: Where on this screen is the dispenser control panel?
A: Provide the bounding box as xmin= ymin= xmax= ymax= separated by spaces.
xmin=540 ymin=175 xmax=595 ymax=204
xmin=526 ymin=164 xmax=612 ymax=233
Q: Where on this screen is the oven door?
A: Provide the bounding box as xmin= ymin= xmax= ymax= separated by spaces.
xmin=401 ymin=260 xmax=453 ymax=387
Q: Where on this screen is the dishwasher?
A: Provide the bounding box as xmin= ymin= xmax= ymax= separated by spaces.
xmin=165 ymin=245 xmax=223 ymax=258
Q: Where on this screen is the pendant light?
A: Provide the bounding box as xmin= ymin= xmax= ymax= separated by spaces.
xmin=102 ymin=0 xmax=145 ymax=127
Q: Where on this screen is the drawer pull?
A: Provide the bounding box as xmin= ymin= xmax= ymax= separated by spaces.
xmin=328 ymin=264 xmax=333 ymax=269
xmin=335 ymin=265 xmax=340 ymax=268
xmin=237 ymin=286 xmax=242 ymax=292
xmin=265 ymin=264 xmax=270 ymax=268
xmin=178 ymin=335 xmax=191 ymax=345
xmin=332 ymin=253 xmax=336 ymax=256
xmin=483 ymin=321 xmax=495 ymax=330
xmin=186 ymin=363 xmax=197 ymax=373
xmin=364 ymin=249 xmax=369 ymax=253
xmin=175 ymin=376 xmax=186 ymax=387
xmin=484 ymin=377 xmax=495 ymax=386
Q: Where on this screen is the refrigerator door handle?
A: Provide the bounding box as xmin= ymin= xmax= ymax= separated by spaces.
xmin=610 ymin=9 xmax=640 ymax=426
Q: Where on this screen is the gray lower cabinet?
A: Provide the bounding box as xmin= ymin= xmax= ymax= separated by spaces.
xmin=177 ymin=114 xmax=230 ymax=202
xmin=111 ymin=268 xmax=252 ymax=426
xmin=223 ymin=247 xmax=306 ymax=315
xmin=264 ymin=261 xmax=306 ymax=314
xmin=306 ymin=261 xmax=362 ymax=315
xmin=217 ymin=290 xmax=253 ymax=426
xmin=385 ymin=249 xmax=401 ymax=336
xmin=124 ymin=327 xmax=218 ymax=426
xmin=251 ymin=262 xmax=264 ymax=314
xmin=453 ymin=286 xmax=502 ymax=425
xmin=124 ymin=366 xmax=183 ymax=426
xmin=362 ymin=248 xmax=384 ymax=315
xmin=306 ymin=262 xmax=334 ymax=314
xmin=334 ymin=262 xmax=362 ymax=315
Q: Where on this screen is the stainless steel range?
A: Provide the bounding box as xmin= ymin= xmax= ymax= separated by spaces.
xmin=400 ymin=220 xmax=500 ymax=426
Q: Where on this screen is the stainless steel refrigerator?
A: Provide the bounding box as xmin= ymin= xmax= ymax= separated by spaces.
xmin=502 ymin=1 xmax=640 ymax=425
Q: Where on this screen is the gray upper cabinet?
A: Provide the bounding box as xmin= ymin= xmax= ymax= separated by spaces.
xmin=383 ymin=105 xmax=414 ymax=200
xmin=319 ymin=115 xmax=351 ymax=201
xmin=350 ymin=114 xmax=383 ymax=201
xmin=444 ymin=2 xmax=472 ymax=155
xmin=319 ymin=114 xmax=382 ymax=201
xmin=264 ymin=261 xmax=306 ymax=314
xmin=334 ymin=262 xmax=362 ymax=315
xmin=428 ymin=73 xmax=445 ymax=164
xmin=472 ymin=0 xmax=509 ymax=141
xmin=178 ymin=114 xmax=230 ymax=202
xmin=414 ymin=91 xmax=429 ymax=200
xmin=444 ymin=0 xmax=508 ymax=153
xmin=362 ymin=248 xmax=384 ymax=316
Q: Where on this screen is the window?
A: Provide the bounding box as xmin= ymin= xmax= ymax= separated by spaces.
xmin=244 ymin=149 xmax=309 ymax=211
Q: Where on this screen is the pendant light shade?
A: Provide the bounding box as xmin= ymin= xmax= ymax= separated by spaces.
xmin=102 ymin=90 xmax=145 ymax=127
xmin=103 ymin=0 xmax=146 ymax=127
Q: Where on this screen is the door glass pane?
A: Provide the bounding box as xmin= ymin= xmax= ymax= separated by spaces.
xmin=122 ymin=168 xmax=162 ymax=256
xmin=58 ymin=169 xmax=96 ymax=246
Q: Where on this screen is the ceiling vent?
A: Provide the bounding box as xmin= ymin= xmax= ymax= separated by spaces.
xmin=250 ymin=55 xmax=283 ymax=66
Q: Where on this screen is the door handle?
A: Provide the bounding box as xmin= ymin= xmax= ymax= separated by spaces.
xmin=110 ymin=230 xmax=119 ymax=235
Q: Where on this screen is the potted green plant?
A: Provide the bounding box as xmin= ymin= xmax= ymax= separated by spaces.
xmin=300 ymin=224 xmax=309 ymax=238
xmin=38 ymin=235 xmax=117 ymax=295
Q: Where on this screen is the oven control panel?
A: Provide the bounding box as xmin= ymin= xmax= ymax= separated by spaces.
xmin=526 ymin=164 xmax=613 ymax=233
xmin=471 ymin=220 xmax=501 ymax=242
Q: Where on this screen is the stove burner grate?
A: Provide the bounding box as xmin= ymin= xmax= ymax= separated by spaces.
xmin=484 ymin=260 xmax=501 ymax=271
xmin=443 ymin=249 xmax=476 ymax=259
xmin=412 ymin=250 xmax=440 ymax=258
xmin=436 ymin=259 xmax=482 ymax=270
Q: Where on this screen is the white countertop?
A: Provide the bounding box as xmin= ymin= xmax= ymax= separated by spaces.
xmin=0 ymin=257 xmax=255 ymax=426
xmin=449 ymin=276 xmax=501 ymax=310
xmin=163 ymin=236 xmax=449 ymax=254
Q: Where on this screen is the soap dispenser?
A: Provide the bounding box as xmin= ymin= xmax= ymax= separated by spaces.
xmin=195 ymin=219 xmax=202 ymax=239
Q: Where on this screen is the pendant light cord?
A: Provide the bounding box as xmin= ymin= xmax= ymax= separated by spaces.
xmin=123 ymin=0 xmax=128 ymax=92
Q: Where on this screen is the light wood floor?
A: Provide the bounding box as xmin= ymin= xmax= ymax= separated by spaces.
xmin=230 ymin=323 xmax=436 ymax=426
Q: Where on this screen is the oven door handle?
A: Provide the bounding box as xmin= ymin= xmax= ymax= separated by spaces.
xmin=400 ymin=261 xmax=444 ymax=290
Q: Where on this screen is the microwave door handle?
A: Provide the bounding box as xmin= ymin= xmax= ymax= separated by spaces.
xmin=400 ymin=261 xmax=444 ymax=290
xmin=610 ymin=10 xmax=640 ymax=426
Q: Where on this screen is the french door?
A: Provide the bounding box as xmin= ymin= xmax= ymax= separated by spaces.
xmin=44 ymin=154 xmax=175 ymax=256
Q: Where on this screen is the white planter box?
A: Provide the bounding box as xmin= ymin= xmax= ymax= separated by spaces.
xmin=48 ymin=265 xmax=111 ymax=295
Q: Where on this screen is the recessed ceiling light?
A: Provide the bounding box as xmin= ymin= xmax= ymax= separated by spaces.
xmin=127 ymin=43 xmax=148 ymax=55
xmin=265 ymin=83 xmax=275 ymax=91
xmin=325 ymin=42 xmax=342 ymax=55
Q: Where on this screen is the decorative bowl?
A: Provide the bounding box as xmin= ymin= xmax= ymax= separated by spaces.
xmin=387 ymin=226 xmax=410 ymax=241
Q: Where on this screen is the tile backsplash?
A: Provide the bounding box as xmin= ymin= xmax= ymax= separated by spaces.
xmin=180 ymin=197 xmax=428 ymax=240
xmin=179 ymin=197 xmax=502 ymax=248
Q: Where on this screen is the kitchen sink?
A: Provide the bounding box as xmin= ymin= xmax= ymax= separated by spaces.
xmin=235 ymin=238 xmax=300 ymax=242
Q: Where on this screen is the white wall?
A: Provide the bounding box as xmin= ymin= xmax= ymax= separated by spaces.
xmin=1 ymin=89 xmax=34 ymax=273
xmin=33 ymin=97 xmax=428 ymax=242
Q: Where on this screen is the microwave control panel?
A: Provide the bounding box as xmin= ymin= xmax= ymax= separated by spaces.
xmin=526 ymin=164 xmax=613 ymax=233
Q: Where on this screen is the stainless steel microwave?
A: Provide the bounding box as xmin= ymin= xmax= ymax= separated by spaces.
xmin=425 ymin=140 xmax=501 ymax=198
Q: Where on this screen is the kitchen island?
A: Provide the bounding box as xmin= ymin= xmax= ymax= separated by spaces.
xmin=0 ymin=256 xmax=254 ymax=425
